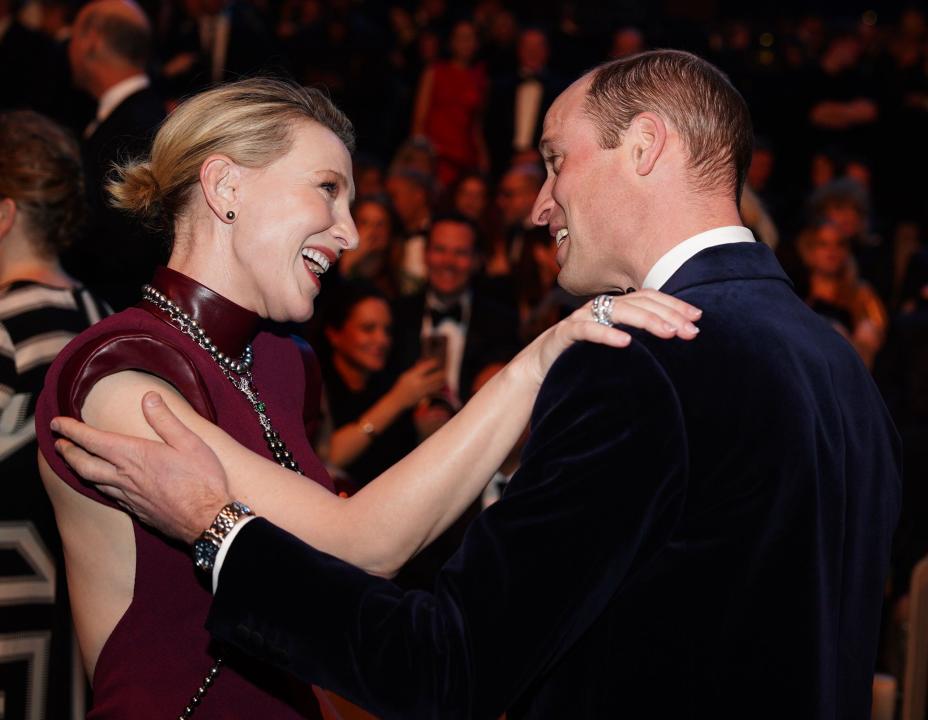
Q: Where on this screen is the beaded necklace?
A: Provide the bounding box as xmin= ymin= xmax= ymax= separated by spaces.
xmin=141 ymin=284 xmax=302 ymax=717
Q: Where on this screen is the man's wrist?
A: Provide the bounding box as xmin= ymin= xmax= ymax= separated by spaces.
xmin=192 ymin=500 xmax=255 ymax=573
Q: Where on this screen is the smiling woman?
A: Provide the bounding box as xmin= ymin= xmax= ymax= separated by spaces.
xmin=33 ymin=77 xmax=702 ymax=719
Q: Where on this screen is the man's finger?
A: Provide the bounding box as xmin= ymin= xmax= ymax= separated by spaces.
xmin=140 ymin=392 xmax=203 ymax=453
xmin=51 ymin=416 xmax=123 ymax=459
xmin=55 ymin=438 xmax=123 ymax=486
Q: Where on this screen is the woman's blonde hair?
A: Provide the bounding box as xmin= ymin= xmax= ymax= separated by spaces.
xmin=108 ymin=78 xmax=355 ymax=244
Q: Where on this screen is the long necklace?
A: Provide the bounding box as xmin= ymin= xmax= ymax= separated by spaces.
xmin=141 ymin=284 xmax=303 ymax=717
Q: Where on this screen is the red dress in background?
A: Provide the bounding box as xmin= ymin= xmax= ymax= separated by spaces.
xmin=35 ymin=267 xmax=335 ymax=718
xmin=422 ymin=61 xmax=487 ymax=187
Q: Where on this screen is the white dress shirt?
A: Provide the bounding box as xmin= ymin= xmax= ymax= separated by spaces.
xmin=641 ymin=225 xmax=755 ymax=290
xmin=84 ymin=74 xmax=150 ymax=138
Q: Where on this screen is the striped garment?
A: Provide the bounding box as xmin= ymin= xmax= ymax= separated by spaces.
xmin=0 ymin=280 xmax=110 ymax=720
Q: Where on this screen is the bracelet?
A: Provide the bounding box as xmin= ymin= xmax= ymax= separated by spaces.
xmin=192 ymin=500 xmax=255 ymax=573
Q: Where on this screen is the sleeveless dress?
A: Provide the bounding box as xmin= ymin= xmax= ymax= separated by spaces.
xmin=34 ymin=268 xmax=335 ymax=718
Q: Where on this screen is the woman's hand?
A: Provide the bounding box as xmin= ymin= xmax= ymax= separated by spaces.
xmin=391 ymin=359 xmax=446 ymax=409
xmin=514 ymin=289 xmax=702 ymax=386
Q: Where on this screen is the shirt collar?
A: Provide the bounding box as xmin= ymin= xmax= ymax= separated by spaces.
xmin=642 ymin=226 xmax=756 ymax=290
xmin=96 ymin=74 xmax=150 ymax=123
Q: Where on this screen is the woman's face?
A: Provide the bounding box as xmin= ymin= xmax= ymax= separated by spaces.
xmin=454 ymin=177 xmax=487 ymax=220
xmin=230 ymin=121 xmax=358 ymax=322
xmin=355 ymin=202 xmax=391 ymax=257
xmin=450 ymin=21 xmax=478 ymax=63
xmin=807 ymin=224 xmax=850 ymax=276
xmin=327 ymin=298 xmax=393 ymax=374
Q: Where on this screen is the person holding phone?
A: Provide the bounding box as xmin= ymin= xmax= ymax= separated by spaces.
xmin=318 ymin=280 xmax=445 ymax=488
xmin=391 ymin=213 xmax=519 ymax=416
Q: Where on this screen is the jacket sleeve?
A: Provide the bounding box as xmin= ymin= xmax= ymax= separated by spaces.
xmin=207 ymin=340 xmax=689 ymax=719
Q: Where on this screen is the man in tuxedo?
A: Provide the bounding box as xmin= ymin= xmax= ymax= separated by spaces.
xmin=390 ymin=214 xmax=519 ymax=409
xmin=486 ymin=27 xmax=567 ymax=178
xmin=56 ymin=51 xmax=901 ymax=718
xmin=66 ymin=0 xmax=165 ymax=310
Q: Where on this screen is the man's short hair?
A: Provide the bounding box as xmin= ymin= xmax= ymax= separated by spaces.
xmin=84 ymin=5 xmax=151 ymax=68
xmin=429 ymin=212 xmax=482 ymax=253
xmin=584 ymin=49 xmax=753 ymax=202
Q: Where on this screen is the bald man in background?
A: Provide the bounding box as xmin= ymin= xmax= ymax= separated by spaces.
xmin=65 ymin=0 xmax=166 ymax=310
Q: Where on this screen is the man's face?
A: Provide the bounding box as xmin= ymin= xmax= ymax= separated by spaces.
xmin=532 ymin=78 xmax=637 ymax=295
xmin=426 ymin=220 xmax=477 ymax=299
xmin=68 ymin=6 xmax=95 ymax=89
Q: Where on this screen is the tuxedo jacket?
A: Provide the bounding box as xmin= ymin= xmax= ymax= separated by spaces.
xmin=390 ymin=289 xmax=519 ymax=402
xmin=67 ymin=86 xmax=167 ymax=310
xmin=208 ymin=243 xmax=901 ymax=719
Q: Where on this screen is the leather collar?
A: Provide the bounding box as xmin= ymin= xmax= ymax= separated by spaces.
xmin=140 ymin=267 xmax=260 ymax=357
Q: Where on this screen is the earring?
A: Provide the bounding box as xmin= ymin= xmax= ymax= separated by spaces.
xmin=226 ymin=210 xmax=236 ymax=221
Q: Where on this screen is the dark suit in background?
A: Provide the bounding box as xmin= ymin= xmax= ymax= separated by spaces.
xmin=390 ymin=289 xmax=519 ymax=403
xmin=207 ymin=242 xmax=901 ymax=718
xmin=65 ymin=85 xmax=166 ymax=310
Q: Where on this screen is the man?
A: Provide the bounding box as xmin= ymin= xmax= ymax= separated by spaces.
xmin=486 ymin=27 xmax=567 ymax=178
xmin=55 ymin=51 xmax=901 ymax=718
xmin=391 ymin=214 xmax=519 ymax=408
xmin=65 ymin=0 xmax=165 ymax=310
xmin=385 ymin=167 xmax=434 ymax=296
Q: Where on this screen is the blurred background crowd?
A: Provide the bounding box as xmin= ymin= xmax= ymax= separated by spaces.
xmin=3 ymin=0 xmax=928 ymax=716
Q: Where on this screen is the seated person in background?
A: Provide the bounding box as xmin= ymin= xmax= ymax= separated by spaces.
xmin=391 ymin=213 xmax=520 ymax=420
xmin=0 ymin=109 xmax=110 ymax=720
xmin=317 ymin=280 xmax=444 ymax=488
xmin=798 ymin=219 xmax=887 ymax=369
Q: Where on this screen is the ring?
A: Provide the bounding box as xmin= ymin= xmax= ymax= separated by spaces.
xmin=592 ymin=294 xmax=615 ymax=326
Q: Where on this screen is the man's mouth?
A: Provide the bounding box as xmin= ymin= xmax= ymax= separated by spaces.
xmin=301 ymin=248 xmax=331 ymax=276
xmin=555 ymin=228 xmax=569 ymax=248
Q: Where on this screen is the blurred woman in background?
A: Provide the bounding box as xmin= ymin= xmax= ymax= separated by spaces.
xmin=0 ymin=109 xmax=110 ymax=719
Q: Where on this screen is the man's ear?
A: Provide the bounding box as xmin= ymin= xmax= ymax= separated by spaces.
xmin=628 ymin=112 xmax=667 ymax=177
xmin=0 ymin=198 xmax=17 ymax=240
xmin=199 ymin=155 xmax=242 ymax=224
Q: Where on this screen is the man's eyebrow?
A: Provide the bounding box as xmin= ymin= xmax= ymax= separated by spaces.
xmin=539 ymin=138 xmax=557 ymax=157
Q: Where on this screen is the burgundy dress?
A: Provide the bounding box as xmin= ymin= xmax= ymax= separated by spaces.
xmin=35 ymin=268 xmax=335 ymax=719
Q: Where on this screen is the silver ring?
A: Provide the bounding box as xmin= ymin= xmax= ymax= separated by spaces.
xmin=592 ymin=294 xmax=614 ymax=326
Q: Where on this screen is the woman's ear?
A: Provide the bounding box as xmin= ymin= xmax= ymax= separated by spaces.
xmin=0 ymin=198 xmax=17 ymax=240
xmin=200 ymin=155 xmax=242 ymax=224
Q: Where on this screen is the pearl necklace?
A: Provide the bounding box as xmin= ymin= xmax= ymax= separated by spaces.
xmin=141 ymin=284 xmax=303 ymax=717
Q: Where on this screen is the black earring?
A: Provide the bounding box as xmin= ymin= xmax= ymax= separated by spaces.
xmin=226 ymin=210 xmax=236 ymax=221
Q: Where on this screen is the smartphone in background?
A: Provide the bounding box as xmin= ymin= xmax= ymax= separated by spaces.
xmin=421 ymin=334 xmax=448 ymax=371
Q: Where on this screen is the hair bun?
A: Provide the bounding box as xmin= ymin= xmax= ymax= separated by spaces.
xmin=107 ymin=160 xmax=162 ymax=220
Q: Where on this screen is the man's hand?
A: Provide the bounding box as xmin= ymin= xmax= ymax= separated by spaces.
xmin=51 ymin=391 xmax=233 ymax=544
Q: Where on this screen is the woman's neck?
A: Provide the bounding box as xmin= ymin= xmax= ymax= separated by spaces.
xmin=332 ymin=353 xmax=370 ymax=392
xmin=0 ymin=256 xmax=76 ymax=289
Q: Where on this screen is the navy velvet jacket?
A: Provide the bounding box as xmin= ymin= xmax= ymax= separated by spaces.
xmin=207 ymin=242 xmax=902 ymax=719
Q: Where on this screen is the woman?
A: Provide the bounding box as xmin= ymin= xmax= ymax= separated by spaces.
xmin=35 ymin=78 xmax=700 ymax=717
xmin=798 ymin=219 xmax=887 ymax=368
xmin=0 ymin=110 xmax=110 ymax=719
xmin=411 ymin=19 xmax=489 ymax=188
xmin=319 ymin=281 xmax=442 ymax=488
xmin=335 ymin=194 xmax=400 ymax=298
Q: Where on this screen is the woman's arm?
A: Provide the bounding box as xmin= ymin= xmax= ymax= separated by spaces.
xmin=55 ymin=291 xmax=702 ymax=576
xmin=411 ymin=66 xmax=434 ymax=137
xmin=324 ymin=359 xmax=444 ymax=469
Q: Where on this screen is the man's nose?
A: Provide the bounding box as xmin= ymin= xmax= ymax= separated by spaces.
xmin=531 ymin=179 xmax=554 ymax=227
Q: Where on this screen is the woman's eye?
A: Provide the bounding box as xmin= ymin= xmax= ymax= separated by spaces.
xmin=321 ymin=182 xmax=338 ymax=196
